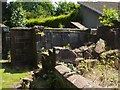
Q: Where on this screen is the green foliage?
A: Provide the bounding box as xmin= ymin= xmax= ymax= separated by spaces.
xmin=22 ymin=1 xmax=80 ymax=19
xmin=3 ymin=1 xmax=81 ymax=27
xmin=26 ymin=10 xmax=81 ymax=28
xmin=58 ymin=23 xmax=65 ymax=28
xmin=63 ymin=44 xmax=71 ymax=49
xmin=75 ymin=58 xmax=118 ymax=87
xmin=2 ymin=1 xmax=55 ymax=27
xmin=26 ymin=5 xmax=50 ymax=19
xmin=100 ymin=49 xmax=120 ymax=69
xmin=1 ymin=64 xmax=30 ymax=88
xmin=3 ymin=2 xmax=26 ymax=27
xmin=21 ymin=2 xmax=55 ymax=19
xmin=55 ymin=1 xmax=80 ymax=15
xmin=77 ymin=61 xmax=88 ymax=75
xmin=10 ymin=3 xmax=26 ymax=27
xmin=99 ymin=6 xmax=119 ymax=26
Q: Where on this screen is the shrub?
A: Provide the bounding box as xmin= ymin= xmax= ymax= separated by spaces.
xmin=26 ymin=10 xmax=82 ymax=28
xmin=4 ymin=2 xmax=26 ymax=27
xmin=55 ymin=1 xmax=80 ymax=16
xmin=10 ymin=3 xmax=26 ymax=27
xmin=99 ymin=6 xmax=119 ymax=26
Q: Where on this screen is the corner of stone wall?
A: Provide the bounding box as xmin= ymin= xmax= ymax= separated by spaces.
xmin=55 ymin=65 xmax=101 ymax=89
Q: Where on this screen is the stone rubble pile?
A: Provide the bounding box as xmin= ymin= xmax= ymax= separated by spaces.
xmin=56 ymin=38 xmax=106 ymax=65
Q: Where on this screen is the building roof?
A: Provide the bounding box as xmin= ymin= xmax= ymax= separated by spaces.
xmin=78 ymin=2 xmax=119 ymax=13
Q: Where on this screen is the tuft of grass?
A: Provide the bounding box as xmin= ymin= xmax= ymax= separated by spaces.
xmin=1 ymin=69 xmax=30 ymax=88
xmin=76 ymin=60 xmax=118 ymax=88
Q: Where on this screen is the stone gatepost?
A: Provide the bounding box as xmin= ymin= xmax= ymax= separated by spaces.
xmin=10 ymin=27 xmax=37 ymax=68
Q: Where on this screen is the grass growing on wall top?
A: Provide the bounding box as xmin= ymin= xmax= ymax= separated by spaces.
xmin=26 ymin=10 xmax=81 ymax=28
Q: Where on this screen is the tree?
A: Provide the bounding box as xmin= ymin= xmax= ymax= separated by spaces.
xmin=21 ymin=1 xmax=55 ymax=19
xmin=10 ymin=2 xmax=26 ymax=27
xmin=3 ymin=2 xmax=26 ymax=27
xmin=2 ymin=0 xmax=55 ymax=26
xmin=55 ymin=1 xmax=80 ymax=15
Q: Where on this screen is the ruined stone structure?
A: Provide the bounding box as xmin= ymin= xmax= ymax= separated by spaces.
xmin=10 ymin=27 xmax=37 ymax=68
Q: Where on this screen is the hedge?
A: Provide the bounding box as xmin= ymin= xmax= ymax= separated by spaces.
xmin=26 ymin=10 xmax=82 ymax=28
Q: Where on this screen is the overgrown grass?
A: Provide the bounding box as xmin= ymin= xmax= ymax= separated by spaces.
xmin=82 ymin=62 xmax=118 ymax=88
xmin=76 ymin=59 xmax=119 ymax=88
xmin=1 ymin=69 xmax=30 ymax=88
xmin=0 ymin=60 xmax=31 ymax=89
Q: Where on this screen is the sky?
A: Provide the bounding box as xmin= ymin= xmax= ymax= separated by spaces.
xmin=7 ymin=0 xmax=120 ymax=3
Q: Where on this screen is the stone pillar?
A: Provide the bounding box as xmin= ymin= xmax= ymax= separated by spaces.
xmin=41 ymin=48 xmax=56 ymax=74
xmin=48 ymin=48 xmax=56 ymax=71
xmin=10 ymin=27 xmax=37 ymax=68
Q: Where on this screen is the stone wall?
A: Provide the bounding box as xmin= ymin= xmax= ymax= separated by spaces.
xmin=2 ymin=27 xmax=10 ymax=59
xmin=10 ymin=27 xmax=37 ymax=68
xmin=39 ymin=48 xmax=100 ymax=89
xmin=97 ymin=25 xmax=120 ymax=49
xmin=36 ymin=28 xmax=90 ymax=50
xmin=55 ymin=65 xmax=101 ymax=89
